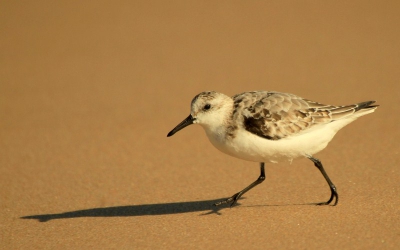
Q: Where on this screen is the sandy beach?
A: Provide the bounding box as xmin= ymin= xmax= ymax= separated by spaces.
xmin=1 ymin=1 xmax=400 ymax=249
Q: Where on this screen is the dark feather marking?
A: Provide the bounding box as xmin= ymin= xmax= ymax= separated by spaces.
xmin=226 ymin=125 xmax=238 ymax=139
xmin=271 ymin=112 xmax=281 ymax=121
xmin=243 ymin=115 xmax=282 ymax=140
xmin=191 ymin=91 xmax=217 ymax=106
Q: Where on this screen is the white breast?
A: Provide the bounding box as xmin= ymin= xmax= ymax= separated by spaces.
xmin=203 ymin=117 xmax=357 ymax=163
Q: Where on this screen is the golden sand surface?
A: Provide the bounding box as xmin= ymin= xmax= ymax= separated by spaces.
xmin=1 ymin=1 xmax=399 ymax=249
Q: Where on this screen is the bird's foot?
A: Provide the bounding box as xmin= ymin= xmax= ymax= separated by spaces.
xmin=316 ymin=191 xmax=338 ymax=206
xmin=213 ymin=192 xmax=241 ymax=208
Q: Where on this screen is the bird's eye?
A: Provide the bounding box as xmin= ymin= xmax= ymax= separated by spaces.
xmin=203 ymin=104 xmax=211 ymax=110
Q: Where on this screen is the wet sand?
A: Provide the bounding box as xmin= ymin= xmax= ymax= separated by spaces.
xmin=1 ymin=1 xmax=400 ymax=249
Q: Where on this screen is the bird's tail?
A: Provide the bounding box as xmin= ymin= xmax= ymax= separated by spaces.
xmin=329 ymin=100 xmax=378 ymax=120
xmin=353 ymin=101 xmax=379 ymax=117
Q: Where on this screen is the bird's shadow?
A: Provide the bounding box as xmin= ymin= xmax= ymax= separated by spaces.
xmin=21 ymin=198 xmax=323 ymax=222
xmin=20 ymin=198 xmax=229 ymax=222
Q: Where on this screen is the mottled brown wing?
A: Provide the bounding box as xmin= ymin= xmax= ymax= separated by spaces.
xmin=232 ymin=91 xmax=366 ymax=140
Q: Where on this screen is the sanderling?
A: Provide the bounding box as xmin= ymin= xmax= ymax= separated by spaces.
xmin=167 ymin=91 xmax=378 ymax=207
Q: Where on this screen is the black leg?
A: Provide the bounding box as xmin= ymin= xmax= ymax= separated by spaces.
xmin=308 ymin=156 xmax=338 ymax=206
xmin=214 ymin=162 xmax=266 ymax=207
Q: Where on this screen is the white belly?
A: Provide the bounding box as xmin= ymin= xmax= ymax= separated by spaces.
xmin=204 ymin=118 xmax=356 ymax=163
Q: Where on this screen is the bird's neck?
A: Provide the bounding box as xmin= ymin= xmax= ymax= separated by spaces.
xmin=202 ymin=104 xmax=235 ymax=141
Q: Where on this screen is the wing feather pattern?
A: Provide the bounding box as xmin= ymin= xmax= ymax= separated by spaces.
xmin=232 ymin=91 xmax=376 ymax=140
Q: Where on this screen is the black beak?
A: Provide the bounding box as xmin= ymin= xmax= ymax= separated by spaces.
xmin=167 ymin=114 xmax=195 ymax=137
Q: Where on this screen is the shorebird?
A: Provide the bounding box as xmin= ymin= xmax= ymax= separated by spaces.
xmin=167 ymin=91 xmax=378 ymax=207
